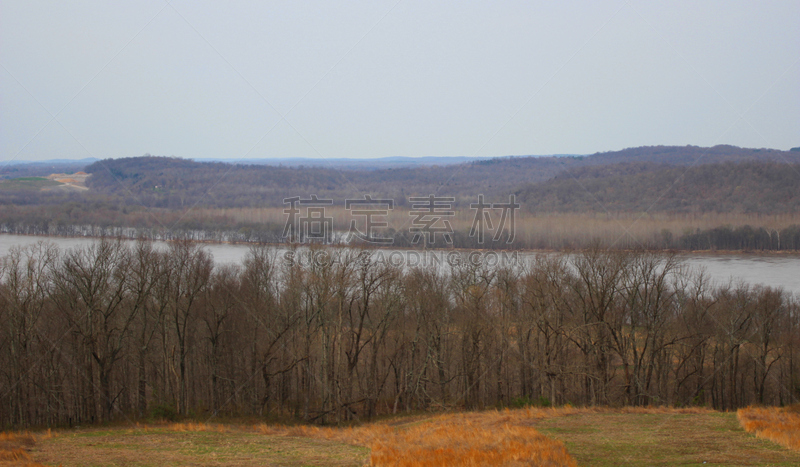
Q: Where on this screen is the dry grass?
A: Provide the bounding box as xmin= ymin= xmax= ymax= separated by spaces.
xmin=32 ymin=426 xmax=366 ymax=467
xmin=196 ymin=207 xmax=800 ymax=250
xmin=166 ymin=422 xmax=227 ymax=433
xmin=24 ymin=406 xmax=800 ymax=466
xmin=259 ymin=408 xmax=577 ymax=466
xmin=738 ymin=405 xmax=800 ymax=451
xmin=363 ymin=417 xmax=574 ymax=467
xmin=31 ymin=409 xmax=575 ymax=466
xmin=0 ymin=430 xmax=56 ymax=467
xmin=537 ymin=407 xmax=800 ymax=466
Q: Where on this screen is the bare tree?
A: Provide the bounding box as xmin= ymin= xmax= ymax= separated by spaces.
xmin=49 ymin=239 xmax=132 ymax=421
xmin=750 ymin=286 xmax=784 ymax=404
xmin=125 ymin=240 xmax=168 ymax=417
xmin=569 ymin=248 xmax=629 ymax=405
xmin=0 ymin=242 xmax=58 ymax=426
xmin=165 ymin=240 xmax=212 ymax=416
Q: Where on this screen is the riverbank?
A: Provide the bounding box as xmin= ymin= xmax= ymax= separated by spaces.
xmin=2 ymin=233 xmax=799 ymax=295
xmin=2 ymin=231 xmax=800 ymax=256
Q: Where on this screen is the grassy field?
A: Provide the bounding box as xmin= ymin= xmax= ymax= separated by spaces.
xmin=32 ymin=428 xmax=368 ymax=466
xmin=535 ymin=408 xmax=800 ymax=466
xmin=3 ymin=425 xmax=368 ymax=467
xmin=0 ymin=177 xmax=60 ymax=191
xmin=3 ymin=407 xmax=799 ymax=466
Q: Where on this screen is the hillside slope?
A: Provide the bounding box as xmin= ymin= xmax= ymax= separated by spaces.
xmin=517 ymin=161 xmax=800 ymax=214
xmin=82 ymin=145 xmax=800 ymax=209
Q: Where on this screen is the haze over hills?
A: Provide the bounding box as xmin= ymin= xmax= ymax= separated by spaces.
xmin=4 ymin=144 xmax=797 ymax=177
xmin=1 ymin=144 xmax=799 ymax=250
xmin=2 ymin=154 xmax=574 ymax=173
xmin=2 ymin=145 xmax=798 ymax=211
xmin=0 ymin=159 xmax=98 ymax=179
xmin=75 ymin=145 xmax=800 ymax=208
xmin=0 ymin=157 xmax=99 ymax=166
xmin=192 ymin=155 xmax=495 ymax=169
xmin=582 ymin=145 xmax=799 ymax=165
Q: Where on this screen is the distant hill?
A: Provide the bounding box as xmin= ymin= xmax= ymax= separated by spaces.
xmin=1 ymin=157 xmax=98 ymax=166
xmin=0 ymin=159 xmax=97 ymax=179
xmin=3 ymin=144 xmax=796 ymax=213
xmin=517 ymin=161 xmax=800 ymax=214
xmin=192 ymin=155 xmax=497 ymax=169
xmin=79 ymin=145 xmax=800 ymax=209
xmin=586 ymin=145 xmax=799 ymax=165
xmin=82 ymin=153 xmax=604 ymax=209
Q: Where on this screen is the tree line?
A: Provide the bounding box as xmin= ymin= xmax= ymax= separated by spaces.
xmin=2 ymin=202 xmax=800 ymax=252
xmin=1 ymin=240 xmax=798 ymax=429
xmin=678 ymin=225 xmax=800 ymax=251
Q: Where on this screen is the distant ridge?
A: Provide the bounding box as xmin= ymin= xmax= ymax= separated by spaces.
xmin=585 ymin=145 xmax=799 ymax=165
xmin=5 ymin=144 xmax=794 ymax=169
xmin=0 ymin=158 xmax=100 ymax=180
xmin=190 ymin=155 xmax=575 ymax=169
xmin=69 ymin=144 xmax=799 ymax=212
xmin=1 ymin=157 xmax=99 ymax=166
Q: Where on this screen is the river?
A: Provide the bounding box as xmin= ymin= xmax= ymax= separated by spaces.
xmin=1 ymin=234 xmax=798 ymax=296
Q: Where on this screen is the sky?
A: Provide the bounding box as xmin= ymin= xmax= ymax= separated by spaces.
xmin=1 ymin=1 xmax=798 ymax=162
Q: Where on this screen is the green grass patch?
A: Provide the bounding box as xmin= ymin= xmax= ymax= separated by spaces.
xmin=34 ymin=429 xmax=369 ymax=467
xmin=536 ymin=411 xmax=800 ymax=466
xmin=0 ymin=177 xmax=61 ymax=190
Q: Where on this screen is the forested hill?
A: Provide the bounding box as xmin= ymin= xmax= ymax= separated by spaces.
xmin=83 ymin=154 xmax=575 ymax=208
xmin=85 ymin=157 xmax=353 ymax=208
xmin=82 ymin=145 xmax=800 ymax=209
xmin=517 ymin=161 xmax=800 ymax=214
xmin=584 ymin=145 xmax=799 ymax=165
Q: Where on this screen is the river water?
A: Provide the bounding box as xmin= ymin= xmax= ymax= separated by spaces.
xmin=1 ymin=234 xmax=798 ymax=296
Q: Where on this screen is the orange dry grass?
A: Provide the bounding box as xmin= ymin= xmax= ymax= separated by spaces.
xmin=253 ymin=407 xmax=716 ymax=465
xmin=738 ymin=406 xmax=800 ymax=451
xmin=0 ymin=448 xmax=30 ymax=462
xmin=167 ymin=422 xmax=227 ymax=433
xmin=366 ymin=419 xmax=573 ymax=466
xmin=256 ymin=407 xmax=576 ymax=466
xmin=0 ymin=430 xmax=56 ymax=466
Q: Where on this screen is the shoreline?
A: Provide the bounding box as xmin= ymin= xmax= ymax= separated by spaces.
xmin=2 ymin=231 xmax=799 ymax=257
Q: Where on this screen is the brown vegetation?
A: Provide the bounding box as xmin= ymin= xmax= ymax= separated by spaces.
xmin=739 ymin=406 xmax=800 ymax=451
xmin=24 ymin=411 xmax=575 ymax=466
xmin=2 ymin=240 xmax=799 ymax=431
xmin=2 ymin=203 xmax=799 ymax=251
xmin=518 ymin=161 xmax=800 ymax=214
xmin=272 ymin=408 xmax=576 ymax=466
xmin=0 ymin=430 xmax=54 ymax=467
xmin=22 ymin=407 xmax=800 ymax=466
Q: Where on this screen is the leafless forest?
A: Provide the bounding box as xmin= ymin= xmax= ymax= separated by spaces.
xmin=2 ymin=239 xmax=797 ymax=429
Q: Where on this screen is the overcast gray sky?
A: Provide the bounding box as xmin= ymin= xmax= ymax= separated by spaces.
xmin=1 ymin=1 xmax=798 ymax=162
